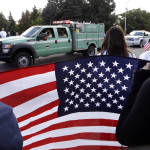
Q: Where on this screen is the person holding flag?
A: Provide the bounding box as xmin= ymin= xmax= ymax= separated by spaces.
xmin=116 ymin=62 xmax=150 ymax=149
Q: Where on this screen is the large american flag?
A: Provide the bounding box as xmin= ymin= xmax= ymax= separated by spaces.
xmin=0 ymin=56 xmax=144 ymax=150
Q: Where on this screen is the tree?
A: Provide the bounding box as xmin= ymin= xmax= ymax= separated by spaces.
xmin=59 ymin=0 xmax=86 ymax=21
xmin=42 ymin=0 xmax=116 ymax=31
xmin=42 ymin=0 xmax=62 ymax=24
xmin=118 ymin=9 xmax=150 ymax=34
xmin=30 ymin=6 xmax=43 ymax=25
xmin=0 ymin=12 xmax=8 ymax=30
xmin=86 ymin=0 xmax=116 ymax=30
xmin=18 ymin=10 xmax=31 ymax=33
xmin=7 ymin=12 xmax=16 ymax=35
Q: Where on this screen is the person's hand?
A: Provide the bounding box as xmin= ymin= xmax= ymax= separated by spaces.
xmin=142 ymin=62 xmax=150 ymax=70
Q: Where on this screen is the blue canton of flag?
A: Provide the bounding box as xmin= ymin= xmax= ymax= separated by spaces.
xmin=56 ymin=56 xmax=142 ymax=117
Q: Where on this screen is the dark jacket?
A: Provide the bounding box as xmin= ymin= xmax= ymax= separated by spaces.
xmin=116 ymin=69 xmax=150 ymax=147
xmin=0 ymin=102 xmax=23 ymax=150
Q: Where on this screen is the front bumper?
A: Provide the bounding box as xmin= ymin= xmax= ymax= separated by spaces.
xmin=126 ymin=40 xmax=140 ymax=46
xmin=0 ymin=54 xmax=12 ymax=61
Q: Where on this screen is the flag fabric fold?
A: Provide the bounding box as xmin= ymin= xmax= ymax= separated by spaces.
xmin=0 ymin=56 xmax=145 ymax=150
xmin=143 ymin=39 xmax=150 ymax=51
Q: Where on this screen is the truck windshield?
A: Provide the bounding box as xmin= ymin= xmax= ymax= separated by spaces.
xmin=21 ymin=27 xmax=41 ymax=37
xmin=130 ymin=31 xmax=143 ymax=36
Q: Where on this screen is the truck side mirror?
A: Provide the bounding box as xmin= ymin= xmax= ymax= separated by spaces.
xmin=144 ymin=32 xmax=148 ymax=36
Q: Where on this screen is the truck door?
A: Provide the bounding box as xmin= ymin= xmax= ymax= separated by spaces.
xmin=35 ymin=28 xmax=58 ymax=57
xmin=144 ymin=31 xmax=150 ymax=43
xmin=55 ymin=27 xmax=72 ymax=53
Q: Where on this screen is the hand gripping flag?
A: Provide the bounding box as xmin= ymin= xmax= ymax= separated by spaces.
xmin=0 ymin=56 xmax=146 ymax=150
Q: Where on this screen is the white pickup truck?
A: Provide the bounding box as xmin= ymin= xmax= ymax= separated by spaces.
xmin=125 ymin=30 xmax=150 ymax=47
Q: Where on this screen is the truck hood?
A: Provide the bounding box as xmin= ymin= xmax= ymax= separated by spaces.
xmin=0 ymin=36 xmax=35 ymax=44
xmin=125 ymin=35 xmax=143 ymax=39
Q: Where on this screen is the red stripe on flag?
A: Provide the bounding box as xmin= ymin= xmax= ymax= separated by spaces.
xmin=20 ymin=112 xmax=58 ymax=131
xmin=23 ymin=119 xmax=118 ymax=141
xmin=0 ymin=64 xmax=55 ymax=84
xmin=18 ymin=99 xmax=59 ymax=123
xmin=51 ymin=146 xmax=127 ymax=150
xmin=0 ymin=81 xmax=57 ymax=107
xmin=23 ymin=133 xmax=117 ymax=149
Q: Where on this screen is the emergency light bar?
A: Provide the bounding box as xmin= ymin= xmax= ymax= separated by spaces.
xmin=52 ymin=20 xmax=71 ymax=24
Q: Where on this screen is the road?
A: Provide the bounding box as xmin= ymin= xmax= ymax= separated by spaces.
xmin=0 ymin=47 xmax=145 ymax=72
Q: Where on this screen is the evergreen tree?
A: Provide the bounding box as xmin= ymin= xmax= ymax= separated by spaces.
xmin=42 ymin=0 xmax=62 ymax=24
xmin=18 ymin=10 xmax=31 ymax=33
xmin=7 ymin=12 xmax=16 ymax=35
xmin=42 ymin=0 xmax=116 ymax=30
xmin=86 ymin=0 xmax=116 ymax=30
xmin=60 ymin=0 xmax=86 ymax=21
xmin=0 ymin=12 xmax=8 ymax=30
xmin=30 ymin=6 xmax=43 ymax=25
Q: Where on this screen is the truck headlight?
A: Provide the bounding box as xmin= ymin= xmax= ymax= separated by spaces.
xmin=2 ymin=44 xmax=12 ymax=53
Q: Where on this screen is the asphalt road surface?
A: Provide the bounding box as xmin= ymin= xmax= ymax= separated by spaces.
xmin=0 ymin=47 xmax=145 ymax=72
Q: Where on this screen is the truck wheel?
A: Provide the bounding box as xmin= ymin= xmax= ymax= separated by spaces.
xmin=86 ymin=46 xmax=95 ymax=56
xmin=139 ymin=40 xmax=144 ymax=48
xmin=14 ymin=52 xmax=33 ymax=67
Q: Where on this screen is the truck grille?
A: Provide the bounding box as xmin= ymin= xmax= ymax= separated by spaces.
xmin=0 ymin=41 xmax=2 ymax=53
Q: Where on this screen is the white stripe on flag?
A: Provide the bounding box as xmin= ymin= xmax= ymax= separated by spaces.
xmin=14 ymin=89 xmax=58 ymax=118
xmin=30 ymin=140 xmax=121 ymax=150
xmin=23 ymin=126 xmax=117 ymax=146
xmin=0 ymin=71 xmax=56 ymax=99
xmin=19 ymin=106 xmax=58 ymax=128
xmin=21 ymin=112 xmax=119 ymax=136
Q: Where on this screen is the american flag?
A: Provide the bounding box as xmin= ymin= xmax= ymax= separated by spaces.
xmin=144 ymin=40 xmax=150 ymax=51
xmin=0 ymin=56 xmax=144 ymax=150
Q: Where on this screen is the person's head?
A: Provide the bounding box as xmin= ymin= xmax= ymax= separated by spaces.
xmin=104 ymin=25 xmax=129 ymax=57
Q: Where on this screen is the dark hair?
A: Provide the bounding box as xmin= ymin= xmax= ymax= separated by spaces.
xmin=102 ymin=25 xmax=129 ymax=57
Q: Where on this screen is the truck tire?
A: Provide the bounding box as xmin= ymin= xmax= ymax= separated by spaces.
xmin=86 ymin=46 xmax=95 ymax=56
xmin=14 ymin=52 xmax=33 ymax=67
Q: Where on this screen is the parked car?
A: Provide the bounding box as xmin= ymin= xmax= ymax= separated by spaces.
xmin=125 ymin=30 xmax=150 ymax=47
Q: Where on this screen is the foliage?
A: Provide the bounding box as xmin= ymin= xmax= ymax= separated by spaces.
xmin=118 ymin=9 xmax=150 ymax=34
xmin=7 ymin=12 xmax=16 ymax=35
xmin=42 ymin=0 xmax=62 ymax=24
xmin=30 ymin=6 xmax=43 ymax=26
xmin=42 ymin=0 xmax=116 ymax=30
xmin=4 ymin=1 xmax=150 ymax=35
xmin=18 ymin=10 xmax=31 ymax=34
xmin=86 ymin=0 xmax=116 ymax=30
xmin=0 ymin=0 xmax=117 ymax=33
xmin=18 ymin=6 xmax=43 ymax=34
xmin=0 ymin=12 xmax=8 ymax=31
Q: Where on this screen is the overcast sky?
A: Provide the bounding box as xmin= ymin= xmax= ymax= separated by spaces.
xmin=0 ymin=0 xmax=150 ymax=21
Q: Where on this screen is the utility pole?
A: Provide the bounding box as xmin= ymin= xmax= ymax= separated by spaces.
xmin=124 ymin=8 xmax=127 ymax=35
xmin=124 ymin=0 xmax=131 ymax=35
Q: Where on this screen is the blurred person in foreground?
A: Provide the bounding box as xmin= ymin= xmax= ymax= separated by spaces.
xmin=116 ymin=62 xmax=150 ymax=150
xmin=98 ymin=25 xmax=136 ymax=58
xmin=0 ymin=102 xmax=23 ymax=149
